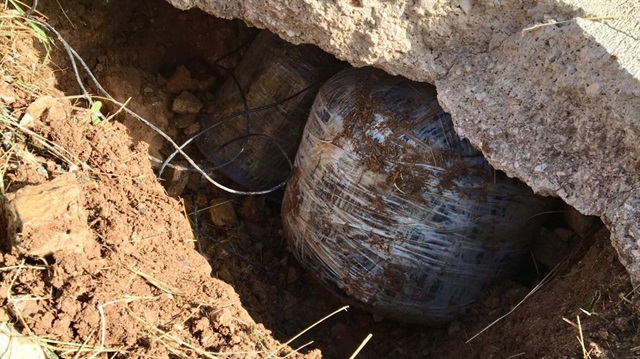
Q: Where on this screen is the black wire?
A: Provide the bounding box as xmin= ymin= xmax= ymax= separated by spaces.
xmin=24 ymin=0 xmax=38 ymax=16
xmin=203 ymin=132 xmax=293 ymax=173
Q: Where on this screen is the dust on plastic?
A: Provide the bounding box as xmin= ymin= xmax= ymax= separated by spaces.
xmin=282 ymin=67 xmax=554 ymax=324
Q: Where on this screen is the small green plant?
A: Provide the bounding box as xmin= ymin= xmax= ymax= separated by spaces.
xmin=90 ymin=100 xmax=105 ymax=125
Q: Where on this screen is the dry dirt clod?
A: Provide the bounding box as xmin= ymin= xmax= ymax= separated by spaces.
xmin=20 ymin=95 xmax=56 ymax=127
xmin=165 ymin=65 xmax=194 ymax=94
xmin=2 ymin=173 xmax=91 ymax=257
xmin=172 ymin=90 xmax=203 ymax=114
xmin=208 ymin=198 xmax=238 ymax=227
xmin=160 ymin=160 xmax=191 ymax=197
xmin=183 ymin=121 xmax=201 ymax=136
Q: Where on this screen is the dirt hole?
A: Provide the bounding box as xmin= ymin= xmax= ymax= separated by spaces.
xmin=3 ymin=0 xmax=639 ymax=357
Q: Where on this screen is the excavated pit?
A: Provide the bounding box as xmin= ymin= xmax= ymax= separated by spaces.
xmin=29 ymin=0 xmax=640 ymax=357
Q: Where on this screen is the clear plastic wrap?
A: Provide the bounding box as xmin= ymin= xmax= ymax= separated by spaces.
xmin=196 ymin=31 xmax=340 ymax=192
xmin=282 ymin=67 xmax=554 ymax=324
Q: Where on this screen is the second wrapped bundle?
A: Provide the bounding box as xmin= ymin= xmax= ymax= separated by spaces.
xmin=282 ymin=68 xmax=553 ymax=323
xmin=196 ymin=31 xmax=339 ymax=192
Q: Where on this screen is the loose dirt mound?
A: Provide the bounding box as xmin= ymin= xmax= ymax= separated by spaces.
xmin=0 ymin=0 xmax=639 ymax=358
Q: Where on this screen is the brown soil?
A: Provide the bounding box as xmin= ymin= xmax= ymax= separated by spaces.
xmin=0 ymin=0 xmax=638 ymax=358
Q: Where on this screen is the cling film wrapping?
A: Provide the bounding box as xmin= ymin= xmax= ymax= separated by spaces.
xmin=282 ymin=67 xmax=553 ymax=323
xmin=196 ymin=31 xmax=340 ymax=192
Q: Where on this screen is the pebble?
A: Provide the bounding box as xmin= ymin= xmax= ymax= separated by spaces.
xmin=208 ymin=198 xmax=238 ymax=227
xmin=22 ymin=95 xmax=56 ymax=127
xmin=165 ymin=65 xmax=194 ymax=94
xmin=171 ymin=91 xmax=202 ymax=114
xmin=161 ymin=161 xmax=190 ymax=197
xmin=183 ymin=122 xmax=201 ymax=137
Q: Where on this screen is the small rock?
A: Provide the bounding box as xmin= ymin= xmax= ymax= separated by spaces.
xmin=160 ymin=161 xmax=191 ymax=197
xmin=2 ymin=173 xmax=90 ymax=256
xmin=21 ymin=95 xmax=56 ymax=127
xmin=183 ymin=121 xmax=202 ymax=137
xmin=165 ymin=66 xmax=194 ymax=94
xmin=172 ymin=91 xmax=202 ymax=114
xmin=208 ymin=198 xmax=238 ymax=227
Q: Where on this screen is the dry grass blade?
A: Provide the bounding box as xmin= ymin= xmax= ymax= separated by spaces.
xmin=506 ymin=353 xmax=526 ymax=358
xmin=276 ymin=305 xmax=349 ymax=355
xmin=1 ymin=115 xmax=89 ymax=170
xmin=97 ymin=295 xmax=160 ymax=349
xmin=465 ymin=265 xmax=557 ymax=343
xmin=124 ymin=263 xmax=185 ymax=296
xmin=37 ymin=337 xmax=125 ymax=358
xmin=126 ymin=308 xmax=223 ymax=359
xmin=0 ymin=264 xmax=47 ymax=271
xmin=576 ymin=315 xmax=590 ymax=359
xmin=282 ymin=341 xmax=314 ymax=359
xmin=349 ymin=333 xmax=373 ymax=359
xmin=466 ymin=237 xmax=587 ymax=343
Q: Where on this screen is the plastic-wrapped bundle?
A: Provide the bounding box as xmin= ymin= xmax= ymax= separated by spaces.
xmin=196 ymin=31 xmax=339 ymax=192
xmin=282 ymin=67 xmax=553 ymax=324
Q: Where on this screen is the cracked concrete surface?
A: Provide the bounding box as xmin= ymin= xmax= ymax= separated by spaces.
xmin=165 ymin=0 xmax=640 ymax=283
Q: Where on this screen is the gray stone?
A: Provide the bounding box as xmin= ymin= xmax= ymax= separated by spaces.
xmin=165 ymin=0 xmax=640 ymax=283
